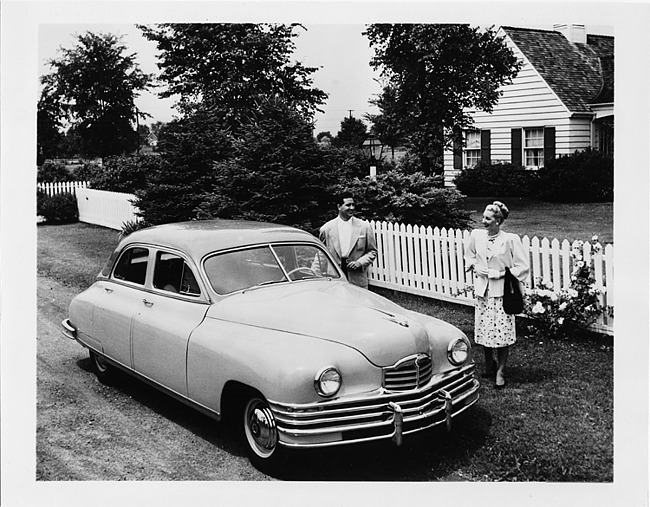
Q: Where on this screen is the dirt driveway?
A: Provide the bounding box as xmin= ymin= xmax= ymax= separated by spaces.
xmin=37 ymin=275 xmax=270 ymax=481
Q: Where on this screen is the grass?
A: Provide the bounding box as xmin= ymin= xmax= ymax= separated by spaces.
xmin=461 ymin=197 xmax=614 ymax=245
xmin=37 ymin=221 xmax=613 ymax=482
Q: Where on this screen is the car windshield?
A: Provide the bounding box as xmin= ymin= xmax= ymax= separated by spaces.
xmin=203 ymin=243 xmax=341 ymax=295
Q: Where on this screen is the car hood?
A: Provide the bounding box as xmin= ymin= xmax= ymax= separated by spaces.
xmin=206 ymin=281 xmax=432 ymax=367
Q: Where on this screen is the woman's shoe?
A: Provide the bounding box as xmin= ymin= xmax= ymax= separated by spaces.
xmin=495 ymin=373 xmax=506 ymax=389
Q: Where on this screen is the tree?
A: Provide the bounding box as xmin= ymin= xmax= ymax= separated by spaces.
xmin=194 ymin=96 xmax=347 ymax=234
xmin=334 ymin=116 xmax=367 ymax=148
xmin=364 ymin=24 xmax=521 ymax=174
xmin=138 ymin=23 xmax=327 ymax=127
xmin=40 ymin=32 xmax=152 ymax=158
xmin=37 ymin=84 xmax=65 ymax=164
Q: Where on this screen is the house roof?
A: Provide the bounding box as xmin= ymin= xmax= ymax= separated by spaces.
xmin=502 ymin=26 xmax=614 ymax=113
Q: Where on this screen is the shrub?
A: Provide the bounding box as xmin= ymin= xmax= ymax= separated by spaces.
xmin=345 ymin=170 xmax=472 ymax=230
xmin=118 ymin=219 xmax=151 ymax=240
xmin=87 ymin=155 xmax=157 ymax=193
xmin=453 ymin=161 xmax=537 ymax=197
xmin=522 ymin=238 xmax=606 ymax=339
xmin=37 ymin=191 xmax=78 ymax=224
xmin=534 ymin=149 xmax=613 ymax=202
xmin=37 ymin=161 xmax=73 ymax=183
xmin=71 ymin=162 xmax=101 ymax=182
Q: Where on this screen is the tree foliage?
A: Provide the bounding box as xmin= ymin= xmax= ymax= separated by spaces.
xmin=346 ymin=170 xmax=472 ymax=229
xmin=138 ymin=23 xmax=327 ymax=126
xmin=40 ymin=32 xmax=152 ymax=158
xmin=133 ymin=107 xmax=233 ymax=225
xmin=364 ymin=24 xmax=521 ymax=174
xmin=194 ymin=96 xmax=353 ymax=234
xmin=333 ymin=116 xmax=368 ymax=148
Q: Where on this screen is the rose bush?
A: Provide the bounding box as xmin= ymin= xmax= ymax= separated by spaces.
xmin=522 ymin=237 xmax=607 ymax=339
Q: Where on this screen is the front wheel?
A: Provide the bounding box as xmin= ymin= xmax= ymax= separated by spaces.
xmin=243 ymin=396 xmax=287 ymax=472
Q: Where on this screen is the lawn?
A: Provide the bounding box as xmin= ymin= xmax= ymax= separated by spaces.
xmin=37 ymin=220 xmax=613 ymax=482
xmin=461 ymin=197 xmax=614 ymax=245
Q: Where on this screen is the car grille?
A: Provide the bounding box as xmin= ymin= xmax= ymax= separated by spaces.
xmin=383 ymin=353 xmax=433 ymax=391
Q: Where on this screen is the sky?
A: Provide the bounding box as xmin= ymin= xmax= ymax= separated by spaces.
xmin=38 ymin=23 xmax=383 ymax=135
xmin=37 ymin=21 xmax=615 ymax=136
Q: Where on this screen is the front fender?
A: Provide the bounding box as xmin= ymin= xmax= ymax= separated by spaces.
xmin=186 ymin=317 xmax=383 ymax=414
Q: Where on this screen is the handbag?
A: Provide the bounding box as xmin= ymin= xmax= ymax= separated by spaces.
xmin=502 ymin=267 xmax=524 ymax=315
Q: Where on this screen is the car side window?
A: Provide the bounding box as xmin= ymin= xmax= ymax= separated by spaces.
xmin=153 ymin=251 xmax=201 ymax=297
xmin=113 ymin=247 xmax=149 ymax=285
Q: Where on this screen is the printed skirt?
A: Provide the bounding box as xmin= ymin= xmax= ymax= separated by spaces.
xmin=474 ymin=294 xmax=517 ymax=348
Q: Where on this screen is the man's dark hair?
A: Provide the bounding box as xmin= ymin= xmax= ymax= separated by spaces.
xmin=336 ymin=191 xmax=355 ymax=206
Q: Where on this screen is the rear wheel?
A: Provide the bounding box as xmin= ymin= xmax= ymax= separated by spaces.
xmin=243 ymin=396 xmax=287 ymax=472
xmin=89 ymin=350 xmax=114 ymax=384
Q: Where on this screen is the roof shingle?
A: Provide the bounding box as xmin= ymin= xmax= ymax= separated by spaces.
xmin=502 ymin=26 xmax=614 ymax=113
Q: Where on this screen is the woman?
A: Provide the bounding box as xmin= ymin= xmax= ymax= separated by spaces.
xmin=464 ymin=201 xmax=529 ymax=389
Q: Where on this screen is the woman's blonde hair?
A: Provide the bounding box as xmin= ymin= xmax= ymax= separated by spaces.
xmin=485 ymin=201 xmax=509 ymax=224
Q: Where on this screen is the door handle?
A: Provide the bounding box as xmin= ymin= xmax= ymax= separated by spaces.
xmin=104 ymin=287 xmax=113 ymax=293
xmin=142 ymin=299 xmax=154 ymax=307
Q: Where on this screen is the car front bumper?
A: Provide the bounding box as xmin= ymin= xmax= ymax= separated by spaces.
xmin=269 ymin=363 xmax=479 ymax=449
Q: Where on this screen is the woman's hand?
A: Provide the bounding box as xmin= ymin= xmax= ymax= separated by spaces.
xmin=488 ymin=269 xmax=502 ymax=279
xmin=474 ymin=265 xmax=489 ymax=277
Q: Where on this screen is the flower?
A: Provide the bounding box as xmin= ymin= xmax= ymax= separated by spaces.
xmin=557 ymin=317 xmax=565 ymax=325
xmin=559 ymin=302 xmax=568 ymax=311
xmin=532 ymin=301 xmax=546 ymax=314
xmin=567 ymin=289 xmax=579 ymax=298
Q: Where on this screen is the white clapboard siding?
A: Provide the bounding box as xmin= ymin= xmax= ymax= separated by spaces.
xmin=76 ymin=187 xmax=140 ymax=230
xmin=368 ymin=220 xmax=614 ymax=335
xmin=443 ymin=27 xmax=596 ymax=186
xmin=37 ymin=181 xmax=88 ymax=196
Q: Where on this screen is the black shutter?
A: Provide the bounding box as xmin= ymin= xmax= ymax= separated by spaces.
xmin=544 ymin=127 xmax=556 ymax=163
xmin=481 ymin=129 xmax=491 ymax=164
xmin=453 ymin=132 xmax=463 ymax=169
xmin=511 ymin=129 xmax=522 ymax=166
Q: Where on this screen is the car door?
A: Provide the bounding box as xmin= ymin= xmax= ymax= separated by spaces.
xmin=130 ymin=249 xmax=209 ymax=397
xmin=92 ymin=246 xmax=150 ymax=370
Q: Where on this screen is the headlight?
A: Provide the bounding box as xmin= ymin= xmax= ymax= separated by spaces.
xmin=314 ymin=366 xmax=341 ymax=397
xmin=448 ymin=337 xmax=470 ymax=365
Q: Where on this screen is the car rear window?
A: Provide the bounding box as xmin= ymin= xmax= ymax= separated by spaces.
xmin=112 ymin=247 xmax=149 ymax=285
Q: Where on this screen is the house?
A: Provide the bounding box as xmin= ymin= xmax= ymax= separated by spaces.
xmin=443 ymin=24 xmax=614 ymax=187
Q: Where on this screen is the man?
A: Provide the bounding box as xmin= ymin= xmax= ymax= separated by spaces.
xmin=319 ymin=193 xmax=377 ymax=289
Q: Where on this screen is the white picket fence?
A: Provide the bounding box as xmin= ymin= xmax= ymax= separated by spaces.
xmin=368 ymin=221 xmax=614 ymax=335
xmin=37 ymin=180 xmax=88 ymax=196
xmin=52 ymin=185 xmax=614 ymax=335
xmin=75 ymin=187 xmax=139 ymax=230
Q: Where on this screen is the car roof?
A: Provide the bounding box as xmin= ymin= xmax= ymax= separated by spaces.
xmin=120 ymin=219 xmax=319 ymax=259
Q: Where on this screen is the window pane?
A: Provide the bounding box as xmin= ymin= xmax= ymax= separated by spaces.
xmin=204 ymin=247 xmax=286 ymax=294
xmin=113 ymin=247 xmax=149 ymax=285
xmin=525 ymin=128 xmax=543 ymax=147
xmin=466 ymin=131 xmax=481 ymax=149
xmin=153 ymin=251 xmax=201 ymax=297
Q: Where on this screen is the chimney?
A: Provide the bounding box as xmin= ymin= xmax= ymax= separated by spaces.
xmin=553 ymin=24 xmax=587 ymax=44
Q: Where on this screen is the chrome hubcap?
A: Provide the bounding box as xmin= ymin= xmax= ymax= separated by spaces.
xmin=245 ymin=399 xmax=278 ymax=458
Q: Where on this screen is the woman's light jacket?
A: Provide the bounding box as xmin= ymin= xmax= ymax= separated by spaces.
xmin=464 ymin=229 xmax=529 ymax=298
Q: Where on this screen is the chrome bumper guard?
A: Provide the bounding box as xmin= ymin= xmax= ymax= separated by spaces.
xmin=270 ymin=363 xmax=480 ymax=449
xmin=61 ymin=319 xmax=77 ymax=340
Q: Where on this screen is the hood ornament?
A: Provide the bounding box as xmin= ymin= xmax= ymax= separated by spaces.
xmin=371 ymin=307 xmax=409 ymax=327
